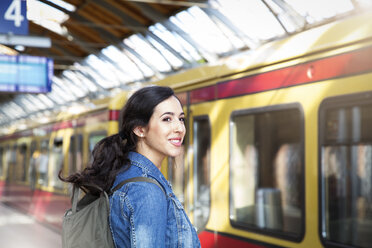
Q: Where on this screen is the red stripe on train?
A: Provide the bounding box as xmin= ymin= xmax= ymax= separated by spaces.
xmin=217 ymin=46 xmax=372 ymax=98
xmin=188 ymin=46 xmax=372 ymax=102
xmin=190 ymin=85 xmax=216 ymax=104
xmin=109 ymin=110 xmax=120 ymax=121
xmin=199 ymin=230 xmax=266 ymax=248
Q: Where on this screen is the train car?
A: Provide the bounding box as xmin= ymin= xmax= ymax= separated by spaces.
xmin=0 ymin=91 xmax=129 ymax=229
xmin=1 ymin=9 xmax=372 ymax=248
xmin=157 ymin=9 xmax=372 ymax=248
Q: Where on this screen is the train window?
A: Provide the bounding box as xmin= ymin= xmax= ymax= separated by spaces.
xmin=0 ymin=146 xmax=3 ymax=178
xmin=36 ymin=140 xmax=49 ymax=186
xmin=168 ymin=146 xmax=186 ymax=205
xmin=7 ymin=145 xmax=17 ymax=181
xmin=16 ymin=144 xmax=28 ymax=182
xmin=50 ymin=137 xmax=64 ymax=189
xmin=88 ymin=132 xmax=107 ymax=158
xmin=69 ymin=135 xmax=83 ymax=174
xmin=193 ymin=117 xmax=211 ymax=232
xmin=28 ymin=141 xmax=37 ymax=191
xmin=320 ymin=95 xmax=372 ymax=248
xmin=230 ymin=106 xmax=304 ymax=240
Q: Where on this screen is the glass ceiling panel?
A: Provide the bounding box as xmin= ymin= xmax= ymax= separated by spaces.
xmin=212 ymin=0 xmax=286 ymax=41
xmin=62 ymin=71 xmax=90 ymax=95
xmin=149 ymin=23 xmax=202 ymax=63
xmin=146 ymin=36 xmax=184 ymax=70
xmin=85 ymin=55 xmax=121 ymax=88
xmin=37 ymin=94 xmax=55 ymax=107
xmin=45 ymin=90 xmax=66 ymax=105
xmin=18 ymin=97 xmax=38 ymax=112
xmin=284 ymin=0 xmax=354 ymax=23
xmin=81 ymin=66 xmax=107 ymax=88
xmin=124 ymin=50 xmax=154 ymax=79
xmin=70 ymin=67 xmax=100 ymax=93
xmin=49 ymin=84 xmax=72 ymax=103
xmin=2 ymin=0 xmax=368 ymax=127
xmin=101 ymin=46 xmax=145 ymax=82
xmin=124 ymin=34 xmax=172 ymax=73
xmin=53 ymin=77 xmax=79 ymax=100
xmin=171 ymin=6 xmax=234 ymax=57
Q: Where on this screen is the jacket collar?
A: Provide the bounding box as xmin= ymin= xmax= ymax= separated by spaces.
xmin=128 ymin=151 xmax=168 ymax=185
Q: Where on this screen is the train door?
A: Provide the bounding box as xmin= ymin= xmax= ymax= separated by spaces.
xmin=187 ymin=101 xmax=212 ymax=233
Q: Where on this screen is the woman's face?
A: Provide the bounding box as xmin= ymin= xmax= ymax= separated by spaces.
xmin=136 ymin=96 xmax=186 ymax=168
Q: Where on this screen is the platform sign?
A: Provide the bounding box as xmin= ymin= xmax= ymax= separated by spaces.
xmin=0 ymin=0 xmax=28 ymax=35
xmin=0 ymin=55 xmax=53 ymax=93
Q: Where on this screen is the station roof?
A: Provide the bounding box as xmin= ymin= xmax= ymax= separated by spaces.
xmin=0 ymin=0 xmax=371 ymax=132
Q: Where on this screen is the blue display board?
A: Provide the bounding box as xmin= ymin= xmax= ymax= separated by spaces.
xmin=0 ymin=55 xmax=53 ymax=93
xmin=0 ymin=0 xmax=28 ymax=35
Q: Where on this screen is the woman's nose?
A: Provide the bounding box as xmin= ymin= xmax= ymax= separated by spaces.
xmin=174 ymin=119 xmax=185 ymax=133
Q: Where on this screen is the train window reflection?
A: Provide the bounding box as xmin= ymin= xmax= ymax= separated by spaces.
xmin=50 ymin=137 xmax=64 ymax=189
xmin=28 ymin=141 xmax=37 ymax=191
xmin=16 ymin=144 xmax=28 ymax=182
xmin=0 ymin=146 xmax=3 ymax=178
xmin=36 ymin=140 xmax=49 ymax=187
xmin=321 ymin=101 xmax=372 ymax=247
xmin=193 ymin=117 xmax=211 ymax=232
xmin=88 ymin=132 xmax=107 ymax=162
xmin=69 ymin=135 xmax=83 ymax=174
xmin=230 ymin=107 xmax=304 ymax=239
xmin=168 ymin=146 xmax=186 ymax=205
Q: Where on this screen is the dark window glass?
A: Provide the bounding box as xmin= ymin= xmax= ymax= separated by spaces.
xmin=16 ymin=144 xmax=28 ymax=182
xmin=0 ymin=146 xmax=3 ymax=178
xmin=168 ymin=147 xmax=186 ymax=204
xmin=36 ymin=139 xmax=49 ymax=186
xmin=50 ymin=137 xmax=64 ymax=189
xmin=69 ymin=135 xmax=83 ymax=174
xmin=28 ymin=141 xmax=37 ymax=190
xmin=89 ymin=132 xmax=107 ymax=163
xmin=193 ymin=117 xmax=211 ymax=232
xmin=321 ymin=101 xmax=372 ymax=247
xmin=230 ymin=107 xmax=304 ymax=239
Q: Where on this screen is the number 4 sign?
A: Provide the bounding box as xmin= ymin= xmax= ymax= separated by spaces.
xmin=0 ymin=0 xmax=28 ymax=35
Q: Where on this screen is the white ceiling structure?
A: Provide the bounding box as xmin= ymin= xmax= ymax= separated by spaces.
xmin=0 ymin=0 xmax=371 ymax=133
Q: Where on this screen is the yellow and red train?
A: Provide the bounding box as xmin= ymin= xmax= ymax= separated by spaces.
xmin=1 ymin=10 xmax=372 ymax=248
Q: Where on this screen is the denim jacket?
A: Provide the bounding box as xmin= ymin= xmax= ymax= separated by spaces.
xmin=109 ymin=152 xmax=201 ymax=248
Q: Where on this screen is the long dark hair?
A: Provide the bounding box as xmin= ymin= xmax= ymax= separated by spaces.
xmin=59 ymin=86 xmax=176 ymax=194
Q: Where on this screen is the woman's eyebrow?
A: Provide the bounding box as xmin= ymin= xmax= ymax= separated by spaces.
xmin=160 ymin=112 xmax=175 ymax=117
xmin=160 ymin=112 xmax=185 ymax=117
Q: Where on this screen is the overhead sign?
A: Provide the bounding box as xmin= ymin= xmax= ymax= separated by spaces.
xmin=0 ymin=0 xmax=28 ymax=35
xmin=0 ymin=55 xmax=53 ymax=93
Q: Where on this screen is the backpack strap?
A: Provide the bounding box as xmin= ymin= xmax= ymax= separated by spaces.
xmin=71 ymin=185 xmax=80 ymax=214
xmin=71 ymin=184 xmax=109 ymax=215
xmin=110 ymin=177 xmax=166 ymax=196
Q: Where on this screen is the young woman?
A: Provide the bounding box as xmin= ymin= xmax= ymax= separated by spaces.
xmin=61 ymin=86 xmax=201 ymax=247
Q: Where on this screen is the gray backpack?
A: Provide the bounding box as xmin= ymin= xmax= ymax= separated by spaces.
xmin=62 ymin=177 xmax=165 ymax=248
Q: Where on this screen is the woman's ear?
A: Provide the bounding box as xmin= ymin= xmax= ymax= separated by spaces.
xmin=133 ymin=126 xmax=146 ymax=138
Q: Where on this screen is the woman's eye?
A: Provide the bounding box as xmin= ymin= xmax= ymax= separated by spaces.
xmin=179 ymin=117 xmax=185 ymax=122
xmin=163 ymin=117 xmax=171 ymax=122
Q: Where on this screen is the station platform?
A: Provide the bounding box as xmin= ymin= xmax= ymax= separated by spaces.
xmin=0 ymin=203 xmax=62 ymax=248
